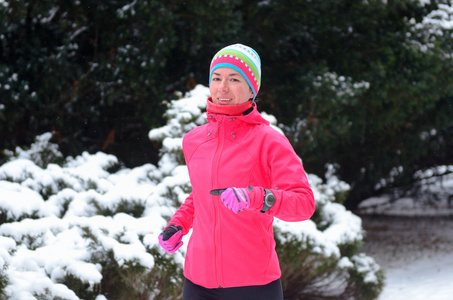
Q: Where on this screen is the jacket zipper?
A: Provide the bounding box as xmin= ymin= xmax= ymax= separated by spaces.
xmin=212 ymin=117 xmax=224 ymax=288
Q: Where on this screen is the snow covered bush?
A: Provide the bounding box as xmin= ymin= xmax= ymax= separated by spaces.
xmin=3 ymin=132 xmax=65 ymax=169
xmin=0 ymin=85 xmax=383 ymax=299
xmin=0 ymin=144 xmax=186 ymax=298
xmin=274 ymin=169 xmax=384 ymax=299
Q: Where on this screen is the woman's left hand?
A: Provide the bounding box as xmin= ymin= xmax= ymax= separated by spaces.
xmin=211 ymin=187 xmax=252 ymax=213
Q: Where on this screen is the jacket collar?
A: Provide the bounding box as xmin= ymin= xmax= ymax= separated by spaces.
xmin=206 ymin=99 xmax=270 ymax=126
xmin=206 ymin=97 xmax=252 ymax=116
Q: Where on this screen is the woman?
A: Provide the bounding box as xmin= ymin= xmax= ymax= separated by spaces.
xmin=159 ymin=44 xmax=315 ymax=300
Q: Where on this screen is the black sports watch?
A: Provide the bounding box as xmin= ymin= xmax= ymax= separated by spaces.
xmin=261 ymin=188 xmax=276 ymax=213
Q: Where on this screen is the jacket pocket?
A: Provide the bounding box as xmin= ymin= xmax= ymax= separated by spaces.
xmin=253 ymin=214 xmax=273 ymax=255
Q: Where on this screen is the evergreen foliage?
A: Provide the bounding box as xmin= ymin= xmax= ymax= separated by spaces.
xmin=1 ymin=0 xmax=452 ymax=207
xmin=245 ymin=0 xmax=453 ymax=209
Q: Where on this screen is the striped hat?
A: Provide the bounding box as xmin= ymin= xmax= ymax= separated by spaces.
xmin=209 ymin=44 xmax=261 ymax=101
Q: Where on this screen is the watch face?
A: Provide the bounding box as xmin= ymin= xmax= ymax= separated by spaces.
xmin=265 ymin=190 xmax=275 ymax=206
xmin=266 ymin=195 xmax=275 ymax=206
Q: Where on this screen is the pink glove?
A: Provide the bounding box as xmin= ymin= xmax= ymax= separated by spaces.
xmin=158 ymin=224 xmax=183 ymax=253
xmin=212 ymin=187 xmax=252 ymax=213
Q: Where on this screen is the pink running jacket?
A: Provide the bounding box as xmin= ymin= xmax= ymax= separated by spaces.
xmin=168 ymin=103 xmax=315 ymax=288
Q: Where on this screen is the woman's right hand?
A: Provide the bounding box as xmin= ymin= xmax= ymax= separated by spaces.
xmin=158 ymin=224 xmax=183 ymax=253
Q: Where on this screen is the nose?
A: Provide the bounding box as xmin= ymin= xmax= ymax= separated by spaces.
xmin=219 ymin=79 xmax=228 ymax=92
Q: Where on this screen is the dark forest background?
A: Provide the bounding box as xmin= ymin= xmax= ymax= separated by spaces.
xmin=1 ymin=0 xmax=452 ymax=210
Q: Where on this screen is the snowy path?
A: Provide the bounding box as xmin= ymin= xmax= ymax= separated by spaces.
xmin=379 ymin=253 xmax=453 ymax=299
xmin=361 ymin=215 xmax=453 ymax=300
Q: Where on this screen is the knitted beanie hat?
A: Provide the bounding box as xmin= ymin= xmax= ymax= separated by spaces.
xmin=209 ymin=44 xmax=261 ymax=101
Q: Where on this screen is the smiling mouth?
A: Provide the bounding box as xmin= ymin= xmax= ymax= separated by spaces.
xmin=218 ymin=98 xmax=232 ymax=101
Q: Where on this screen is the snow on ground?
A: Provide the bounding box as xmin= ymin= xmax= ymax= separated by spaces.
xmin=359 ymin=164 xmax=453 ymax=300
xmin=361 ymin=214 xmax=453 ymax=300
xmin=358 ymin=163 xmax=453 ymax=298
xmin=380 ymin=253 xmax=453 ymax=300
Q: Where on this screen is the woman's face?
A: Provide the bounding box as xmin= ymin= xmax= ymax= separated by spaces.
xmin=210 ymin=67 xmax=254 ymax=105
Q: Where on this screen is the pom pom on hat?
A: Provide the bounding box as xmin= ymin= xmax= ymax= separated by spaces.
xmin=209 ymin=44 xmax=261 ymax=101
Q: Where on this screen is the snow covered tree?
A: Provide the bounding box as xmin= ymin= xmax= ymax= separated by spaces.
xmin=0 ymin=139 xmax=188 ymax=297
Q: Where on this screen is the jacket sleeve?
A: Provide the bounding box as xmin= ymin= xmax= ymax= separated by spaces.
xmin=248 ymin=130 xmax=315 ymax=222
xmin=168 ymin=192 xmax=194 ymax=235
